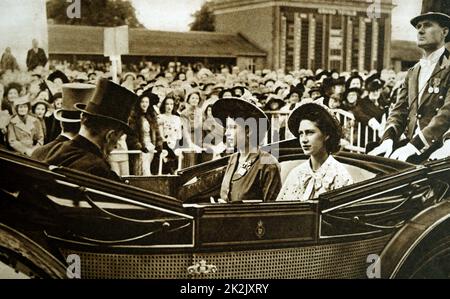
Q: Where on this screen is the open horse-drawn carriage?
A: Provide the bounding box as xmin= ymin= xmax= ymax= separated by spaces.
xmin=0 ymin=139 xmax=449 ymax=279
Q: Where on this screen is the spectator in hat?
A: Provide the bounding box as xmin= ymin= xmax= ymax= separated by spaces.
xmin=180 ymin=91 xmax=204 ymax=151
xmin=0 ymin=83 xmax=11 ymax=147
xmin=277 ymin=103 xmax=353 ymax=201
xmin=7 ymin=96 xmax=44 ymax=157
xmin=45 ymin=92 xmax=63 ymax=143
xmin=279 ymin=87 xmax=304 ymax=140
xmin=32 ymin=83 xmax=96 ymax=161
xmin=308 ymin=85 xmax=323 ymax=101
xmin=44 ymin=79 xmax=138 ymax=181
xmin=31 ymin=100 xmax=49 ymax=142
xmin=3 ymin=83 xmax=22 ymax=115
xmin=0 ymin=47 xmax=19 ymax=72
xmin=370 ymin=0 xmax=450 ymax=163
xmin=121 ymin=72 xmax=136 ymax=91
xmin=354 ymin=77 xmax=387 ymax=143
xmin=158 ymin=95 xmax=183 ymax=174
xmin=26 ymin=39 xmax=48 ymax=71
xmin=212 ymin=97 xmax=282 ymax=203
xmin=47 ymin=70 xmax=70 ymax=90
xmin=127 ymin=90 xmax=162 ymax=176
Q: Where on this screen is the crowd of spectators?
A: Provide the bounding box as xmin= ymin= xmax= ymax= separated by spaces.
xmin=0 ymin=47 xmax=407 ymax=175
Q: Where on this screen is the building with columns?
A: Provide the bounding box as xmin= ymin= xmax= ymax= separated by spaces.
xmin=211 ymin=0 xmax=395 ymax=72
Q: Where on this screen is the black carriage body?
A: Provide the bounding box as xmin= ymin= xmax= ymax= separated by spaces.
xmin=0 ymin=140 xmax=449 ymax=279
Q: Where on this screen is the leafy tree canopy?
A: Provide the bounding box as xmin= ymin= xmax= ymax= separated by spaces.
xmin=47 ymin=0 xmax=144 ymax=28
xmin=190 ymin=1 xmax=215 ymax=32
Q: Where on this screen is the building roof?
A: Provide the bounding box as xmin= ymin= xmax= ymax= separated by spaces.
xmin=48 ymin=25 xmax=266 ymax=58
xmin=211 ymin=0 xmax=395 ymax=14
xmin=391 ymin=40 xmax=423 ymax=62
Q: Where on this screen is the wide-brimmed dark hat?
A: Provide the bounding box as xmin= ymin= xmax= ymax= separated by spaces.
xmin=288 ymin=102 xmax=340 ymax=138
xmin=47 ymin=70 xmax=69 ymax=84
xmin=410 ymin=0 xmax=450 ymax=42
xmin=218 ymin=88 xmax=232 ymax=99
xmin=264 ymin=96 xmax=286 ymax=111
xmin=54 ymin=83 xmax=96 ymax=123
xmin=285 ymin=85 xmax=305 ymax=100
xmin=346 ymin=74 xmax=364 ymax=89
xmin=139 ymin=89 xmax=160 ymax=106
xmin=232 ymin=86 xmax=247 ymax=96
xmin=74 ymin=79 xmax=138 ymax=133
xmin=212 ymin=97 xmax=269 ymax=133
xmin=365 ymin=73 xmax=386 ymax=92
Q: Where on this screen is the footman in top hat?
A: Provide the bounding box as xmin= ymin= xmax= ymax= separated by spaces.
xmin=369 ymin=0 xmax=450 ymax=163
xmin=44 ymin=79 xmax=138 ymax=181
xmin=32 ymin=83 xmax=96 ymax=161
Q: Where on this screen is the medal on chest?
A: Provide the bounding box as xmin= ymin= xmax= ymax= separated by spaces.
xmin=236 ymin=161 xmax=252 ymax=177
xmin=428 ymin=78 xmax=441 ymax=94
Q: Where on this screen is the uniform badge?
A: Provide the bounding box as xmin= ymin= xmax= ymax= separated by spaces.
xmin=236 ymin=167 xmax=247 ymax=176
xmin=431 ymin=78 xmax=441 ymax=94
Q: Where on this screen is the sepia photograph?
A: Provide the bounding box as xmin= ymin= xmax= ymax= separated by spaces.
xmin=0 ymin=0 xmax=449 ymax=282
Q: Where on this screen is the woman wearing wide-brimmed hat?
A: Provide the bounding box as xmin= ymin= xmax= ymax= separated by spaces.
xmin=127 ymin=90 xmax=163 ymax=176
xmin=212 ymin=97 xmax=282 ymax=203
xmin=7 ymin=96 xmax=44 ymax=157
xmin=277 ymin=103 xmax=353 ymax=201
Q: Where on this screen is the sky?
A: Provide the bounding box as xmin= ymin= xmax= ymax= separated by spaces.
xmin=131 ymin=0 xmax=422 ymax=41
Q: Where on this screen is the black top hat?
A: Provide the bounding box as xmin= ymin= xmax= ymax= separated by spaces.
xmin=47 ymin=70 xmax=69 ymax=84
xmin=411 ymin=0 xmax=450 ymax=42
xmin=264 ymin=96 xmax=286 ymax=111
xmin=288 ymin=103 xmax=341 ymax=139
xmin=74 ymin=79 xmax=138 ymax=134
xmin=212 ymin=97 xmax=269 ymax=133
xmin=55 ymin=83 xmax=96 ymax=123
xmin=139 ymin=89 xmax=160 ymax=106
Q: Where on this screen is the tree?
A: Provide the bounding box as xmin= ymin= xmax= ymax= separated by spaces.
xmin=46 ymin=0 xmax=144 ymax=28
xmin=190 ymin=1 xmax=215 ymax=32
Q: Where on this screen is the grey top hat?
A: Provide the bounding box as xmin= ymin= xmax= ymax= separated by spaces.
xmin=54 ymin=83 xmax=96 ymax=123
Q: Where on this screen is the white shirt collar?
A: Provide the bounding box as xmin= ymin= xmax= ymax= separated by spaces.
xmin=422 ymin=46 xmax=445 ymax=64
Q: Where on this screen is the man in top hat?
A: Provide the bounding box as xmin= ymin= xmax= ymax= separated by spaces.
xmin=32 ymin=83 xmax=96 ymax=161
xmin=369 ymin=0 xmax=450 ymax=163
xmin=44 ymin=79 xmax=138 ymax=181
